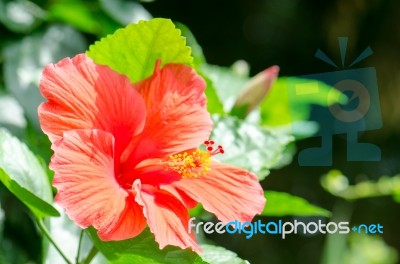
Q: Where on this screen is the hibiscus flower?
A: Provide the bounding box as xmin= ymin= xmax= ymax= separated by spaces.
xmin=38 ymin=54 xmax=266 ymax=252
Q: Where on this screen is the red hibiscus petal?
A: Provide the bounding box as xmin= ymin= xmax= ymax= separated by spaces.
xmin=120 ymin=159 xmax=181 ymax=187
xmin=51 ymin=129 xmax=146 ymax=240
xmin=134 ymin=180 xmax=200 ymax=252
xmin=39 ymin=54 xmax=146 ymax=160
xmin=168 ymin=162 xmax=266 ymax=223
xmin=99 ymin=193 xmax=146 ymax=241
xmin=161 ymin=185 xmax=198 ymax=209
xmin=121 ymin=63 xmax=212 ymax=168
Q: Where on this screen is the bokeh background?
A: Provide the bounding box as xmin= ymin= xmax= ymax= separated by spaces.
xmin=1 ymin=0 xmax=399 ymax=264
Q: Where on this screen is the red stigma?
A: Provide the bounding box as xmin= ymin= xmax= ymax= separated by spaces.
xmin=203 ymin=139 xmax=225 ymax=156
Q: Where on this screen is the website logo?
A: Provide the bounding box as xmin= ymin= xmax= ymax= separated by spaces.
xmin=189 ymin=217 xmax=384 ymax=239
xmin=287 ymin=37 xmax=382 ymax=166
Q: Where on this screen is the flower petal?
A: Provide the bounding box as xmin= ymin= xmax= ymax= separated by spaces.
xmin=39 ymin=54 xmax=146 ymax=159
xmin=99 ymin=193 xmax=146 ymax=241
xmin=167 ymin=162 xmax=266 ymax=223
xmin=134 ymin=180 xmax=200 ymax=252
xmin=121 ymin=62 xmax=212 ymax=167
xmin=119 ymin=159 xmax=181 ymax=187
xmin=51 ymin=129 xmax=146 ymax=240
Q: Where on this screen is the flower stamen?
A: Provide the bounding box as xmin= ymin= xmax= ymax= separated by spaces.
xmin=167 ymin=140 xmax=224 ymax=178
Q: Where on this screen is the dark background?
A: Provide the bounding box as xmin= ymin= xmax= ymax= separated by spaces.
xmin=143 ymin=0 xmax=400 ymax=263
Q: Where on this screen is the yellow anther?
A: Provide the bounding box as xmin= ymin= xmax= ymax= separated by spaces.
xmin=167 ymin=149 xmax=211 ymax=178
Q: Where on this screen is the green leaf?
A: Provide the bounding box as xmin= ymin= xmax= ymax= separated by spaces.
xmin=48 ymin=0 xmax=100 ymax=34
xmin=87 ymin=18 xmax=193 ymax=83
xmin=175 ymin=22 xmax=206 ymax=66
xmin=393 ymin=194 xmax=400 ymax=203
xmin=342 ymin=233 xmax=398 ymax=264
xmin=88 ymin=228 xmax=206 ymax=264
xmin=211 ymin=115 xmax=293 ymax=180
xmin=200 ymin=245 xmax=248 ymax=264
xmin=0 ymin=0 xmax=45 ymax=33
xmin=43 ymin=208 xmax=106 ymax=264
xmin=100 ymin=0 xmax=152 ymax=26
xmin=3 ymin=24 xmax=87 ymax=128
xmin=201 ymin=72 xmax=225 ymax=114
xmin=0 ymin=129 xmax=59 ymax=218
xmin=0 ymin=93 xmax=26 ymax=137
xmin=262 ymin=191 xmax=331 ymax=217
xmin=260 ymin=77 xmax=347 ymax=126
xmin=201 ymin=64 xmax=249 ymax=113
xmin=321 ymin=170 xmax=400 ymax=201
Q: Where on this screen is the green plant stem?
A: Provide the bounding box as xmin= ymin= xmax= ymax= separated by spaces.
xmin=76 ymin=230 xmax=84 ymax=264
xmin=36 ymin=218 xmax=72 ymax=264
xmin=82 ymin=246 xmax=98 ymax=264
xmin=321 ymin=200 xmax=354 ymax=264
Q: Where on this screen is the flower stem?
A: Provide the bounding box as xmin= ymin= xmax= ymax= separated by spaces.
xmin=76 ymin=230 xmax=84 ymax=264
xmin=36 ymin=218 xmax=72 ymax=264
xmin=82 ymin=246 xmax=98 ymax=264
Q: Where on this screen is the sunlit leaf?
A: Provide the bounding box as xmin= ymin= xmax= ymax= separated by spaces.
xmin=87 ymin=18 xmax=193 ymax=83
xmin=262 ymin=191 xmax=331 ymax=217
xmin=200 ymin=245 xmax=248 ymax=264
xmin=88 ymin=228 xmax=207 ymax=264
xmin=211 ymin=115 xmax=293 ymax=180
xmin=0 ymin=129 xmax=59 ymax=218
xmin=3 ymin=24 xmax=87 ymax=128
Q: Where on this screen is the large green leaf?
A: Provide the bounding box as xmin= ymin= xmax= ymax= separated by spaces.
xmin=3 ymin=24 xmax=87 ymax=128
xmin=88 ymin=228 xmax=207 ymax=264
xmin=87 ymin=18 xmax=193 ymax=83
xmin=200 ymin=245 xmax=249 ymax=264
xmin=211 ymin=115 xmax=293 ymax=180
xmin=260 ymin=77 xmax=347 ymax=126
xmin=262 ymin=191 xmax=331 ymax=217
xmin=0 ymin=129 xmax=59 ymax=218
